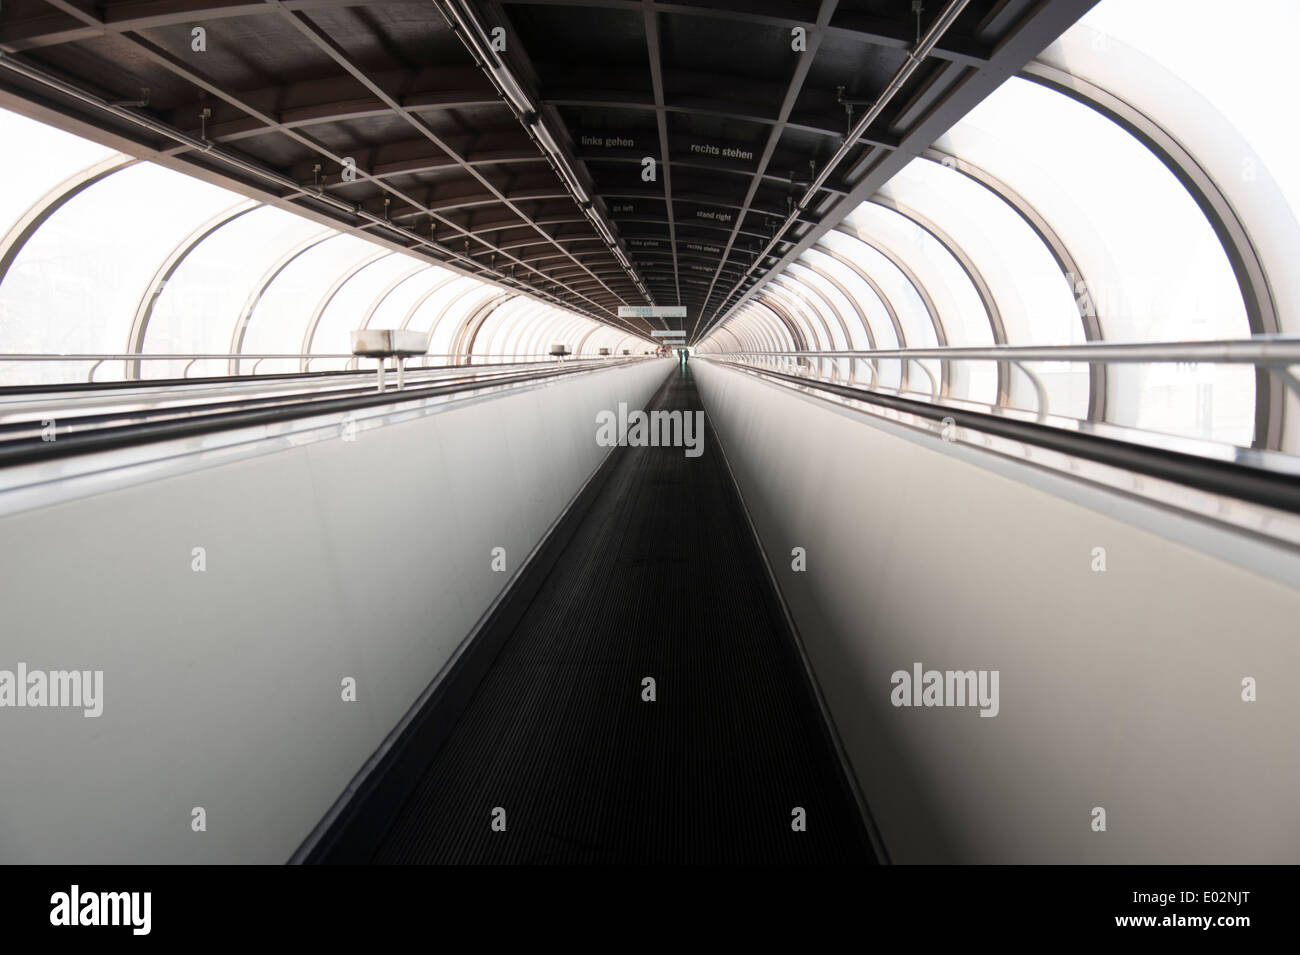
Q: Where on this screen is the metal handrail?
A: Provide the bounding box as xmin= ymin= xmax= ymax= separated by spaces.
xmin=0 ymin=352 xmax=631 ymax=383
xmin=706 ymin=339 xmax=1300 ymax=425
xmin=705 ymin=339 xmax=1300 ymax=364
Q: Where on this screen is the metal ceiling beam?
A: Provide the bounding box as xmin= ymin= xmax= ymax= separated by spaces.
xmin=615 ymin=220 xmax=775 ymax=242
xmin=164 ymin=68 xmax=501 ymax=142
xmin=577 ymin=150 xmax=850 ymax=198
xmin=195 ymin=89 xmax=504 ymax=144
xmin=283 ymin=136 xmax=546 ymax=186
xmin=599 ymin=189 xmax=820 ymax=226
xmin=266 ymin=0 xmax=635 ymax=322
xmin=546 ymin=90 xmax=898 ymax=150
xmin=0 ymin=0 xmax=360 ymax=51
xmin=702 ymin=0 xmax=976 ymax=336
xmin=438 ymin=0 xmax=653 ymax=312
xmin=697 ymin=0 xmax=1101 ymax=343
xmin=693 ymin=0 xmax=837 ymax=336
xmin=643 ymin=0 xmax=681 ymax=312
xmin=496 ymin=0 xmax=991 ymax=67
xmin=10 ymin=2 xmax=613 ymax=319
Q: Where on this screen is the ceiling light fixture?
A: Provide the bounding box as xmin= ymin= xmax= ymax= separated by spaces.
xmin=433 ymin=0 xmax=650 ymax=309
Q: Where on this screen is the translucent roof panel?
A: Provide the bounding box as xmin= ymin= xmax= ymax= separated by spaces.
xmin=804 ymin=246 xmax=898 ymax=348
xmin=821 ymin=222 xmax=961 ymax=401
xmin=743 ymin=303 xmax=795 ymax=351
xmin=506 ymin=307 xmax=547 ymax=356
xmin=365 ymin=266 xmax=456 ymax=332
xmin=934 ymin=77 xmax=1246 ymax=345
xmin=408 ymin=277 xmax=480 ymax=344
xmin=0 ymin=163 xmax=235 ymax=382
xmin=775 ymin=275 xmax=850 ymax=350
xmin=1074 ymin=0 xmax=1300 ymax=234
xmin=789 ymin=260 xmax=872 ymax=350
xmin=820 ymin=226 xmax=947 ymax=350
xmin=514 ymin=309 xmax=551 ymax=356
xmin=426 ymin=284 xmax=500 ymax=356
xmin=142 ymin=205 xmax=325 ymax=379
xmin=240 ymin=234 xmax=377 ymax=372
xmin=801 ymin=247 xmax=903 ymax=389
xmin=935 ymin=76 xmax=1250 ymax=431
xmin=468 ymin=296 xmax=526 ymax=355
xmin=508 ymin=300 xmax=554 ymax=355
xmin=528 ymin=309 xmax=579 ymax=356
xmin=517 ymin=307 xmax=569 ymax=356
xmin=545 ymin=316 xmax=592 ymax=356
xmin=878 ymin=158 xmax=1082 ymax=347
xmin=763 ymin=289 xmax=823 ymax=351
xmin=1043 ymin=0 xmax=1291 ymax=447
xmin=876 ymin=158 xmax=1088 ymax=414
xmin=307 ymin=254 xmax=416 ymax=365
xmin=0 ymin=105 xmax=634 ymax=384
xmin=543 ymin=316 xmax=587 ymax=355
xmin=583 ymin=324 xmax=630 ymax=355
xmin=743 ymin=314 xmax=776 ymax=351
xmin=840 ymin=206 xmax=983 ymax=349
xmin=0 ymin=108 xmax=119 ymax=245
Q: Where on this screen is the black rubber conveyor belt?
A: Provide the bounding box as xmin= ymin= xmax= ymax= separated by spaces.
xmin=339 ymin=364 xmax=874 ymax=864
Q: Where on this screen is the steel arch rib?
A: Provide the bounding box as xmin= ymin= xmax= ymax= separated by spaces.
xmin=357 ymin=265 xmax=433 ymax=331
xmin=127 ymin=199 xmax=259 ymax=378
xmin=458 ymin=293 xmax=521 ymax=358
xmin=831 ymin=224 xmax=950 ymax=396
xmin=791 ymin=259 xmax=877 ymax=348
xmin=814 ymin=237 xmax=911 ymax=351
xmin=1023 ymin=59 xmax=1281 ymax=448
xmin=868 ymin=195 xmax=1008 ymax=404
xmin=0 ymin=155 xmax=136 ymax=288
xmin=764 ymin=281 xmax=838 ymax=352
xmin=228 ymin=230 xmax=334 ymax=373
xmin=398 ymin=274 xmax=460 ymax=332
xmin=923 ymin=147 xmax=1106 ymax=420
xmin=300 ymin=250 xmax=393 ymax=367
xmin=774 ymin=273 xmax=855 ymax=351
xmin=763 ymin=285 xmax=833 ymax=352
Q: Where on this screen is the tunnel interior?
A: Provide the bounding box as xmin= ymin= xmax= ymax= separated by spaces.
xmin=0 ymin=0 xmax=1297 ymax=869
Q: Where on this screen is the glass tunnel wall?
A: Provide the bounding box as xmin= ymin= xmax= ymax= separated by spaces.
xmin=699 ymin=0 xmax=1300 ymax=454
xmin=0 ymin=108 xmax=640 ymax=387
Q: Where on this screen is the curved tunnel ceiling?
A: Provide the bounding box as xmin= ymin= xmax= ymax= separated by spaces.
xmin=693 ymin=0 xmax=1300 ymax=453
xmin=0 ymin=102 xmax=647 ymax=386
xmin=0 ymin=0 xmax=1097 ymax=342
xmin=2 ymin=0 xmax=1293 ymax=450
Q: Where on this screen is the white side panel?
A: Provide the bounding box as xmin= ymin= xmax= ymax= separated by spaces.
xmin=695 ymin=359 xmax=1300 ymax=863
xmin=0 ymin=359 xmax=672 ymax=863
